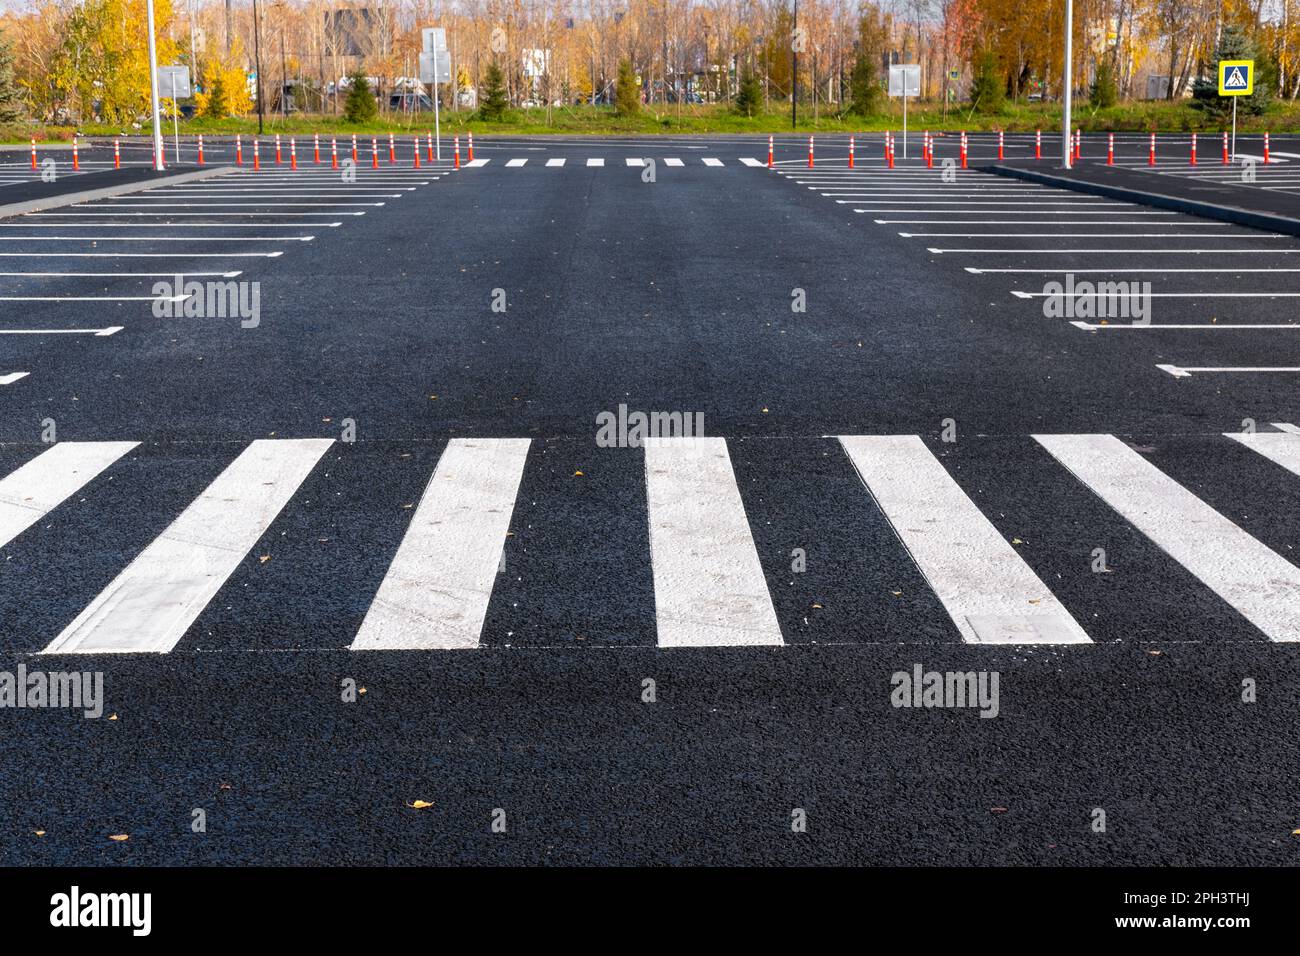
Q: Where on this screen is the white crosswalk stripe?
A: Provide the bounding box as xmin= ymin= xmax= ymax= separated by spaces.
xmin=586 ymin=158 xmax=604 ymax=167
xmin=506 ymin=158 xmax=528 ymax=167
xmin=545 ymin=158 xmax=566 ymax=167
xmin=1036 ymin=434 xmax=1300 ymax=642
xmin=644 ymin=437 xmax=783 ymax=647
xmin=351 ymin=438 xmax=530 ymax=650
xmin=0 ymin=442 xmax=137 ymax=548
xmin=840 ymin=435 xmax=1091 ymax=644
xmin=664 ymin=158 xmax=685 ymax=167
xmin=6 ymin=433 xmax=1300 ymax=652
xmin=42 ymin=439 xmax=332 ymax=654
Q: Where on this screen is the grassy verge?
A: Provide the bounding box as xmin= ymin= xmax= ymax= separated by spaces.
xmin=8 ymin=99 xmax=1300 ymax=142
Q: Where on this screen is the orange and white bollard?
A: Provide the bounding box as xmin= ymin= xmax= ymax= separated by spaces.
xmin=314 ymin=133 xmax=321 ymax=164
xmin=197 ymin=134 xmax=205 ymax=166
xmin=1107 ymin=132 xmax=1114 ymax=165
xmin=29 ymin=137 xmax=36 ymax=170
xmin=1074 ymin=128 xmax=1081 ymax=160
xmin=427 ymin=131 xmax=434 ymax=163
xmin=236 ymin=133 xmax=243 ymax=166
xmin=1035 ymin=128 xmax=1042 ymax=160
xmin=468 ymin=131 xmax=474 ymax=162
xmin=926 ymin=131 xmax=933 ymax=168
xmin=1222 ymin=131 xmax=1229 ymax=164
xmin=454 ymin=135 xmax=460 ymax=169
xmin=253 ymin=139 xmax=261 ymax=170
xmin=887 ymin=132 xmax=895 ymax=169
xmin=290 ymin=137 xmax=297 ymax=170
xmin=997 ymin=129 xmax=1004 ymax=160
xmin=388 ymin=132 xmax=396 ymax=164
xmin=413 ymin=137 xmax=420 ymax=168
xmin=331 ymin=137 xmax=339 ymax=169
xmin=371 ymin=137 xmax=379 ymax=169
xmin=72 ymin=135 xmax=79 ymax=171
xmin=1264 ymin=131 xmax=1271 ymax=164
xmin=1148 ymin=132 xmax=1156 ymax=166
xmin=767 ymin=135 xmax=773 ymax=168
xmin=114 ymin=138 xmax=121 ymax=169
xmin=1190 ymin=132 xmax=1197 ymax=166
xmin=275 ymin=133 xmax=282 ymax=164
xmin=960 ymin=131 xmax=968 ymax=169
xmin=848 ymin=135 xmax=854 ymax=168
xmin=808 ymin=134 xmax=814 ymax=168
xmin=352 ymin=134 xmax=358 ymax=164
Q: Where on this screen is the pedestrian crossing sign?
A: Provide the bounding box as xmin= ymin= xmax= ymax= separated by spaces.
xmin=1218 ymin=60 xmax=1253 ymax=96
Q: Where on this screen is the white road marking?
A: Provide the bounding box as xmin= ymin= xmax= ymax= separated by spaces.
xmin=664 ymin=158 xmax=685 ymax=167
xmin=839 ymin=435 xmax=1090 ymax=644
xmin=1035 ymin=433 xmax=1300 ymax=642
xmin=0 ymin=222 xmax=341 ymax=228
xmin=42 ymin=438 xmax=333 ymax=655
xmin=930 ymin=248 xmax=1299 ymax=254
xmin=625 ymin=158 xmax=645 ymax=166
xmin=506 ymin=158 xmax=528 ymax=167
xmin=351 ymin=438 xmax=529 ymax=650
xmin=0 ymin=252 xmax=282 ymax=258
xmin=465 ymin=158 xmax=490 ymax=167
xmin=0 ymin=271 xmax=240 ymax=277
xmin=86 ymin=203 xmax=385 ymax=208
xmin=0 ymin=441 xmax=138 ymax=547
xmin=701 ymin=158 xmax=723 ymax=166
xmin=969 ymin=267 xmax=1299 ymax=273
xmin=1158 ymin=364 xmax=1300 ymax=376
xmin=0 ymin=236 xmax=310 ymax=242
xmin=1072 ymin=321 xmax=1299 ymax=331
xmin=881 ymin=219 xmax=1190 ymax=225
xmin=1018 ymin=290 xmax=1300 ymax=299
xmin=586 ymin=158 xmax=605 ymax=167
xmin=0 ymin=372 xmax=30 ymax=384
xmin=0 ymin=326 xmax=124 ymax=335
xmin=740 ymin=157 xmax=764 ymax=166
xmin=545 ymin=158 xmax=565 ymax=167
xmin=0 ymin=294 xmax=187 ymax=302
xmin=1271 ymin=423 xmax=1300 ymax=434
xmin=1225 ymin=432 xmax=1300 ymax=478
xmin=644 ymin=437 xmax=782 ymax=647
xmin=28 ymin=211 xmax=366 ymax=217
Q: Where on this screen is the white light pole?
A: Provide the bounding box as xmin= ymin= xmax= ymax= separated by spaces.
xmin=1061 ymin=0 xmax=1073 ymax=168
xmin=145 ymin=0 xmax=165 ymax=169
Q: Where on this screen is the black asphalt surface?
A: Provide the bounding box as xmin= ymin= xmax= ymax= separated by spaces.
xmin=1 ymin=133 xmax=1298 ymax=866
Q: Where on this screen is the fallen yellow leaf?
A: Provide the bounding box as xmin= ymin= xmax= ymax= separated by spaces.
xmin=258 ymin=555 xmax=271 ymax=564
xmin=33 ymin=830 xmax=45 ymax=837
xmin=108 ymin=834 xmax=129 ymax=842
xmin=407 ymin=800 xmax=434 ymax=810
xmin=574 ymin=470 xmax=584 ymax=477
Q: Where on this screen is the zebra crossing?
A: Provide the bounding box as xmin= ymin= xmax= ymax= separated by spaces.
xmin=3 ymin=429 xmax=1299 ymax=653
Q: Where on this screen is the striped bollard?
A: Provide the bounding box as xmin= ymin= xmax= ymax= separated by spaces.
xmin=1107 ymin=132 xmax=1114 ymax=165
xmin=1035 ymin=128 xmax=1042 ymax=160
xmin=29 ymin=137 xmax=36 ymax=170
xmin=413 ymin=137 xmax=420 ymax=168
xmin=314 ymin=133 xmax=321 ymax=164
xmin=290 ymin=137 xmax=298 ymax=170
xmin=114 ymin=138 xmax=121 ymax=169
xmin=767 ymin=135 xmax=773 ymax=168
xmin=808 ymin=134 xmax=814 ymax=168
xmin=887 ymin=132 xmax=894 ymax=169
xmin=1190 ymin=132 xmax=1197 ymax=166
xmin=331 ymin=137 xmax=339 ymax=169
xmin=352 ymin=134 xmax=358 ymax=164
xmin=253 ymin=139 xmax=260 ymax=171
xmin=72 ymin=135 xmax=79 ymax=171
xmin=197 ymin=134 xmax=205 ymax=166
xmin=1264 ymin=131 xmax=1271 ymax=164
xmin=275 ymin=133 xmax=282 ymax=164
xmin=454 ymin=135 xmax=460 ymax=169
xmin=848 ymin=134 xmax=854 ymax=169
xmin=960 ymin=131 xmax=967 ymax=169
xmin=235 ymin=133 xmax=243 ymax=165
xmin=1222 ymin=131 xmax=1229 ymax=164
xmin=997 ymin=129 xmax=1004 ymax=160
xmin=1075 ymin=128 xmax=1081 ymax=160
xmin=427 ymin=131 xmax=434 ymax=163
xmin=468 ymin=131 xmax=474 ymax=161
xmin=371 ymin=137 xmax=379 ymax=169
xmin=1148 ymin=132 xmax=1156 ymax=166
xmin=388 ymin=132 xmax=396 ymax=164
xmin=926 ymin=131 xmax=933 ymax=168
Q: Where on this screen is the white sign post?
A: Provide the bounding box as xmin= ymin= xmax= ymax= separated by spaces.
xmin=888 ymin=65 xmax=921 ymax=159
xmin=158 ymin=65 xmax=191 ymax=165
xmin=420 ymin=28 xmax=449 ymax=161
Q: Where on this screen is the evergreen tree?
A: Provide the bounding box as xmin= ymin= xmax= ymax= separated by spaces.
xmin=1089 ymin=59 xmax=1118 ymax=109
xmin=734 ymin=68 xmax=762 ymax=117
xmin=848 ymin=52 xmax=882 ymax=116
xmin=201 ymin=69 xmax=231 ymax=119
xmin=615 ymin=58 xmax=640 ymax=116
xmin=0 ymin=29 xmax=26 ymax=124
xmin=1192 ymin=25 xmax=1271 ymax=117
xmin=343 ymin=70 xmax=378 ymax=123
xmin=477 ymin=61 xmax=509 ymax=120
xmin=968 ymin=49 xmax=1005 ymax=114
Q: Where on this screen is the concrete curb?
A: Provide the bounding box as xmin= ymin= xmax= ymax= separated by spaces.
xmin=982 ymin=163 xmax=1300 ymax=238
xmin=0 ymin=166 xmax=237 ymax=219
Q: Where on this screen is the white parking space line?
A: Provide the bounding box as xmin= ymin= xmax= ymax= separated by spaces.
xmin=43 ymin=438 xmax=333 ymax=655
xmin=506 ymin=159 xmax=528 ymax=167
xmin=905 ymin=232 xmax=1278 ymax=239
xmin=1272 ymin=423 xmax=1300 ymax=434
xmin=626 ymin=158 xmax=645 ymax=166
xmin=545 ymin=158 xmax=566 ymax=167
xmin=84 ymin=203 xmax=386 ymax=208
xmin=0 ymin=222 xmax=342 ymax=228
xmin=0 ymin=372 xmax=29 ymax=385
xmin=0 ymin=294 xmax=187 ymax=302
xmin=466 ymin=158 xmax=490 ymax=167
xmin=0 ymin=326 xmax=124 ymax=335
xmin=1158 ymin=364 xmax=1300 ymax=376
xmin=1017 ymin=291 xmax=1300 ymax=299
xmin=1073 ymin=322 xmax=1300 ymax=331
xmin=701 ymin=158 xmax=723 ymax=166
xmin=644 ymin=437 xmax=783 ymax=648
xmin=0 ymin=236 xmax=311 ymax=242
xmin=586 ymin=158 xmax=604 ymax=167
xmin=29 ymin=211 xmax=366 ymax=217
xmin=1225 ymin=432 xmax=1300 ymax=478
xmin=968 ymin=267 xmax=1300 ymax=273
xmin=879 ymin=219 xmax=1190 ymax=225
xmin=1035 ymin=433 xmax=1300 ymax=642
xmin=740 ymin=157 xmax=764 ymax=166
xmin=0 ymin=441 xmax=138 ymax=548
xmin=664 ymin=158 xmax=685 ymax=167
xmin=929 ymin=247 xmax=1300 ymax=254
xmin=850 ymin=201 xmax=1134 ymax=207
xmin=0 ymin=271 xmax=240 ymax=277
xmin=351 ymin=438 xmax=530 ymax=651
xmin=0 ymin=252 xmax=283 ymax=258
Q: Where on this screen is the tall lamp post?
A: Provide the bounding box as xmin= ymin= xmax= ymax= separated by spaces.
xmin=791 ymin=0 xmax=798 ymax=129
xmin=145 ymin=0 xmax=165 ymax=169
xmin=1062 ymin=0 xmax=1073 ymax=167
xmin=252 ymin=0 xmax=266 ymax=133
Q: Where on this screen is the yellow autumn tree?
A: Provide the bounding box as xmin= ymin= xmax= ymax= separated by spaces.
xmin=195 ymin=38 xmax=253 ymax=118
